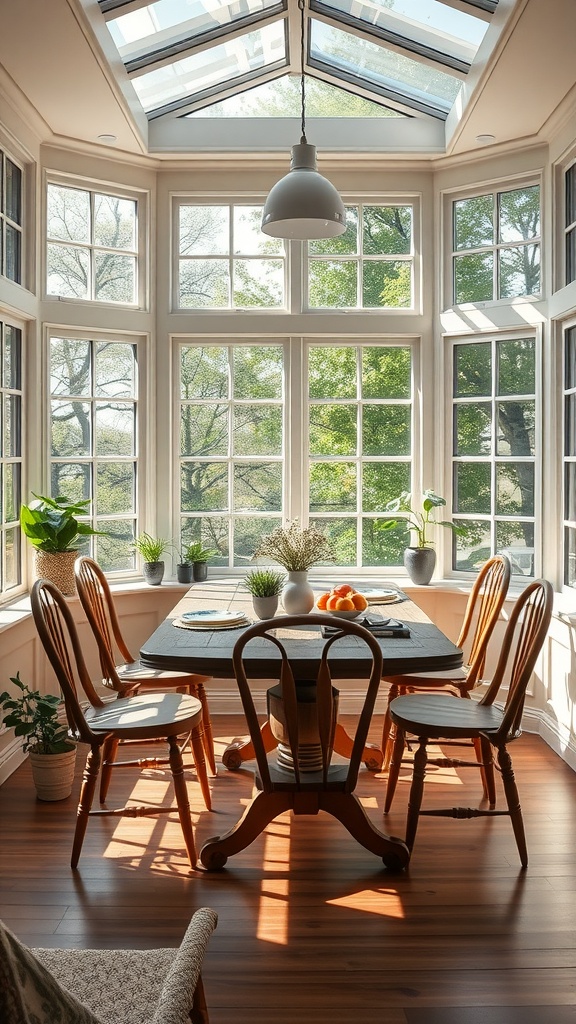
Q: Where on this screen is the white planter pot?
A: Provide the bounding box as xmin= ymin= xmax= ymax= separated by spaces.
xmin=403 ymin=546 xmax=436 ymax=585
xmin=29 ymin=746 xmax=77 ymax=801
xmin=252 ymin=595 xmax=279 ymax=620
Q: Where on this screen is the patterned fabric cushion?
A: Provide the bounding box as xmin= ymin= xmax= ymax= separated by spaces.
xmin=0 ymin=919 xmax=101 ymax=1024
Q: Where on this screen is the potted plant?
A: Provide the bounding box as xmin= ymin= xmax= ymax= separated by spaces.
xmin=243 ymin=568 xmax=286 ymax=619
xmin=20 ymin=494 xmax=104 ymax=595
xmin=133 ymin=532 xmax=170 ymax=586
xmin=379 ymin=490 xmax=463 ymax=585
xmin=0 ymin=672 xmax=76 ymax=801
xmin=179 ymin=541 xmax=217 ymax=583
xmin=253 ymin=521 xmax=334 ymax=613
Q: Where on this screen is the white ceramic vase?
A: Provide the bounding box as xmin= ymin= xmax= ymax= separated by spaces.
xmin=281 ymin=570 xmax=315 ymax=614
xmin=403 ymin=546 xmax=436 ymax=585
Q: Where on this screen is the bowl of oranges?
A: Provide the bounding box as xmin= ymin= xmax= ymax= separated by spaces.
xmin=316 ymin=584 xmax=369 ymax=619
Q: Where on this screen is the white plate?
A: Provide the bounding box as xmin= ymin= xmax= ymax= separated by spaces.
xmin=179 ymin=609 xmax=247 ymax=625
xmin=362 ymin=588 xmax=402 ymax=603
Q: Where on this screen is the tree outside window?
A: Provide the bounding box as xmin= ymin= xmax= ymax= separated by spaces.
xmin=46 ymin=184 xmax=138 ymax=304
xmin=452 ymin=184 xmax=540 ymax=304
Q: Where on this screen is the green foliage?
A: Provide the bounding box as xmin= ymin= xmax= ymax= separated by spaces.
xmin=243 ymin=568 xmax=286 ymax=597
xmin=379 ymin=490 xmax=464 ymax=549
xmin=180 ymin=541 xmax=216 ymax=564
xmin=133 ymin=532 xmax=170 ymax=562
xmin=20 ymin=494 xmax=104 ymax=553
xmin=0 ymin=673 xmax=73 ymax=754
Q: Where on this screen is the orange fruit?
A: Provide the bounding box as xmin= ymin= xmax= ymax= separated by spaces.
xmin=335 ymin=596 xmax=355 ymax=611
xmin=351 ymin=592 xmax=368 ymax=611
xmin=333 ymin=583 xmax=354 ymax=597
xmin=316 ymin=592 xmax=330 ymax=610
xmin=326 ymin=595 xmax=340 ymax=610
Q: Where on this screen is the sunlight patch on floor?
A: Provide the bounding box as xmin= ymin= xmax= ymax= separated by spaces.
xmin=327 ymin=887 xmax=404 ymax=918
xmin=256 ymin=835 xmax=290 ymax=945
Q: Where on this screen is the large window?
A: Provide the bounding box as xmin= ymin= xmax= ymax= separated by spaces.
xmin=49 ymin=334 xmax=140 ymax=572
xmin=175 ymin=203 xmax=285 ymax=309
xmin=1 ymin=150 xmax=22 ymax=285
xmin=307 ymin=203 xmax=414 ymax=309
xmin=46 ymin=183 xmax=138 ymax=304
xmin=178 ymin=339 xmax=414 ymax=569
xmin=0 ymin=319 xmax=22 ymax=594
xmin=451 ymin=184 xmax=540 ymax=304
xmin=450 ymin=335 xmax=537 ymax=577
xmin=563 ymin=325 xmax=576 ymax=587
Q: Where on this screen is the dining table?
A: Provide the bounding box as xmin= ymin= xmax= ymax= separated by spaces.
xmin=139 ymin=577 xmax=463 ymax=773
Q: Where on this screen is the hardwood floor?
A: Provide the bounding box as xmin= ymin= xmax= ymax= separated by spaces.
xmin=1 ymin=715 xmax=576 ymax=1023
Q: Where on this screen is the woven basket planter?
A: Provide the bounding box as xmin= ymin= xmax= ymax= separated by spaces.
xmin=29 ymin=746 xmax=76 ymax=801
xmin=34 ymin=549 xmax=78 ymax=595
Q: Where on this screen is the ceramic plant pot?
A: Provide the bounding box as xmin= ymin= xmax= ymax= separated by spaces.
xmin=29 ymin=746 xmax=76 ymax=801
xmin=252 ymin=595 xmax=279 ymax=620
xmin=403 ymin=546 xmax=436 ymax=585
xmin=34 ymin=549 xmax=78 ymax=596
xmin=192 ymin=561 xmax=208 ymax=582
xmin=143 ymin=561 xmax=165 ymax=586
xmin=281 ymin=571 xmax=315 ymax=613
xmin=176 ymin=563 xmax=193 ymax=584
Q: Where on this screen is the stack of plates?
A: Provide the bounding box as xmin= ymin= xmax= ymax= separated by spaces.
xmin=362 ymin=587 xmax=403 ymax=605
xmin=174 ymin=609 xmax=251 ymax=631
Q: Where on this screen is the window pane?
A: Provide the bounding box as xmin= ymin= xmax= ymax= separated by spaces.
xmin=309 ymin=260 xmax=357 ymax=307
xmin=454 ymin=252 xmax=493 ymax=303
xmin=51 ymin=401 xmax=91 ymax=456
xmin=363 ymin=206 xmax=411 ymax=255
xmin=566 ymin=397 xmax=576 ymax=457
xmin=454 ymin=463 xmax=491 ymax=514
xmin=181 ymin=462 xmax=228 ymax=511
xmin=310 ymin=405 xmax=357 ymax=456
xmin=94 ymin=252 xmax=136 ymax=303
xmin=51 ymin=462 xmax=91 ymax=502
xmin=311 ymin=517 xmax=357 ymax=566
xmin=47 ymin=184 xmax=90 ymax=243
xmin=5 ymin=159 xmax=21 ymax=224
xmin=363 ymin=261 xmax=411 ymax=307
xmin=181 ymin=346 xmax=228 ymax=399
xmin=454 ymin=343 xmax=491 ymax=397
xmin=564 ymin=526 xmax=576 ymax=587
xmin=363 ymin=405 xmax=410 ymax=455
xmin=497 ymin=401 xmax=535 ymax=456
xmin=233 ymin=406 xmax=282 ymax=455
xmin=499 ymin=244 xmax=540 ymax=298
xmin=180 ymin=206 xmax=228 ymax=255
xmin=454 ymin=195 xmax=494 ymax=250
xmin=453 ymin=520 xmax=492 ymax=570
xmin=309 ymin=463 xmax=356 ymax=512
xmin=497 ymin=338 xmax=535 ymax=395
xmin=234 ymin=346 xmax=282 ymax=399
xmin=234 ymin=206 xmax=282 ymax=256
xmin=47 ymin=243 xmax=90 ymax=298
xmin=4 ymin=463 xmax=18 ymax=522
xmin=3 ymin=395 xmax=20 ymax=457
xmin=94 ymin=194 xmax=136 ymax=249
xmin=567 ymin=165 xmax=576 ymax=226
xmin=496 ymin=463 xmax=534 ymax=517
xmin=362 ymin=462 xmax=410 ymax=512
xmin=496 ymin=522 xmax=534 ymax=576
xmin=95 ymin=343 xmax=136 ymax=398
xmin=309 ymin=348 xmax=356 ymax=399
xmin=454 ymin=403 xmax=491 ymax=455
xmin=182 ymin=405 xmax=228 ymax=456
xmin=95 ymin=404 xmax=135 ymax=456
xmin=233 ymin=259 xmax=283 ymax=307
xmin=567 ymin=227 xmax=576 ymax=285
xmin=97 ymin=463 xmax=135 ymax=515
xmin=4 ymin=325 xmax=21 ymax=389
xmin=309 ymin=210 xmax=358 ymax=255
xmin=233 ymin=516 xmax=279 ymax=567
xmin=234 ymin=463 xmax=282 ymax=511
xmin=498 ymin=186 xmax=540 ymax=243
xmin=96 ymin=519 xmax=136 ymax=572
xmin=179 ymin=259 xmax=229 ymax=307
xmin=362 ymin=346 xmax=410 ymax=399
xmin=51 ymin=338 xmax=91 ymax=396
xmin=5 ymin=225 xmax=21 ymax=283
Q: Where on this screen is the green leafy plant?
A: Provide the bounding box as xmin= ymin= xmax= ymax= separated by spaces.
xmin=20 ymin=494 xmax=104 ymax=553
xmin=379 ymin=490 xmax=464 ymax=549
xmin=180 ymin=541 xmax=216 ymax=565
xmin=0 ymin=672 xmax=73 ymax=754
xmin=133 ymin=533 xmax=170 ymax=563
xmin=243 ymin=568 xmax=286 ymax=597
xmin=253 ymin=521 xmax=334 ymax=571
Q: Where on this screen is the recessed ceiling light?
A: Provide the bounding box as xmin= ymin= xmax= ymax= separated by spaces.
xmin=475 ymin=134 xmax=496 ymax=144
xmin=97 ymin=134 xmax=117 ymax=143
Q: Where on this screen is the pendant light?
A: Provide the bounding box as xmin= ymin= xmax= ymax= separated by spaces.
xmin=261 ymin=0 xmax=346 ymax=240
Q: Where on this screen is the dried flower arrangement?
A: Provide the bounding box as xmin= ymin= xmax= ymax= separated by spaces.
xmin=253 ymin=521 xmax=334 ymax=572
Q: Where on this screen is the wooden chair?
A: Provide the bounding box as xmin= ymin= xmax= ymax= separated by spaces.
xmin=30 ymin=578 xmax=208 ymax=869
xmin=381 ymin=553 xmax=511 ymax=807
xmin=1 ymin=908 xmax=217 ymax=1024
xmin=74 ymin=555 xmax=216 ymax=776
xmin=387 ymin=579 xmax=553 ymax=867
xmin=199 ymin=613 xmax=409 ymax=872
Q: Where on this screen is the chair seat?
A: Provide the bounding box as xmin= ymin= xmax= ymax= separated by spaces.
xmin=387 ymin=666 xmax=470 ymax=685
xmin=390 ymin=693 xmax=504 ymax=739
xmin=115 ymin=661 xmax=209 ymax=684
xmin=86 ymin=692 xmax=202 ymax=741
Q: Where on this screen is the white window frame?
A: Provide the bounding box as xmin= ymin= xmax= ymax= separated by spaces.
xmin=43 ymin=171 xmax=148 ymax=309
xmin=0 ymin=144 xmax=24 ymax=288
xmin=0 ymin=313 xmax=24 ymax=599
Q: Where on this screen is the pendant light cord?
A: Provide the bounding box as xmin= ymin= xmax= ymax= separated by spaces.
xmin=299 ymin=0 xmax=307 ymax=145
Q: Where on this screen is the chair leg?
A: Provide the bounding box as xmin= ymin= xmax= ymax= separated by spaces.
xmin=381 ymin=682 xmax=400 ymax=770
xmin=497 ymin=743 xmax=528 ymax=868
xmin=190 ymin=682 xmax=216 ymax=776
xmin=384 ymin=724 xmax=406 ymax=813
xmin=405 ymin=736 xmax=428 ymax=852
xmin=477 ymin=735 xmax=496 ymax=806
xmin=168 ymin=734 xmax=198 ymax=870
xmin=190 ymin=725 xmax=212 ymax=811
xmin=99 ymin=735 xmax=120 ymax=803
xmin=71 ymin=744 xmax=101 ymax=869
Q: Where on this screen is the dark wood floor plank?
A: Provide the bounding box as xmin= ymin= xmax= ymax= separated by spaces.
xmin=1 ymin=717 xmax=576 ymax=1023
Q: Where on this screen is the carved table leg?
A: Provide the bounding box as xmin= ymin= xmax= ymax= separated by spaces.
xmin=221 ymin=720 xmax=276 ymax=770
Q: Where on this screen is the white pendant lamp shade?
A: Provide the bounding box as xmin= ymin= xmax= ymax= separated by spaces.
xmin=261 ymin=142 xmax=346 ymax=239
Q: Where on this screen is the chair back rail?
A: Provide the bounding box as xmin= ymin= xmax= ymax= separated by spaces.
xmin=458 ymin=554 xmax=511 ymax=684
xmin=75 ymin=556 xmax=133 ymax=687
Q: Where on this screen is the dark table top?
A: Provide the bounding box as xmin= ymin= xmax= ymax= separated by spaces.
xmin=139 ymin=578 xmax=463 ymax=681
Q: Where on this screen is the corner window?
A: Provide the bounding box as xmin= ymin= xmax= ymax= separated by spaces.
xmin=48 ymin=333 xmax=140 ymax=572
xmin=175 ymin=203 xmax=286 ymax=309
xmin=46 ymin=183 xmax=138 ymax=304
xmin=1 ymin=151 xmax=22 ymax=285
xmin=307 ymin=204 xmax=414 ymax=309
xmin=452 ymin=184 xmax=540 ymax=304
xmin=450 ymin=335 xmax=537 ymax=577
xmin=0 ymin=319 xmax=22 ymax=594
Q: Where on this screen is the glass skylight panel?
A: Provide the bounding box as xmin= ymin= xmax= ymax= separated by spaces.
xmin=188 ymin=74 xmax=404 ymax=116
xmin=131 ymin=21 xmax=286 ymax=113
xmin=107 ymin=0 xmax=283 ymax=66
xmin=310 ymin=19 xmax=461 ymax=114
